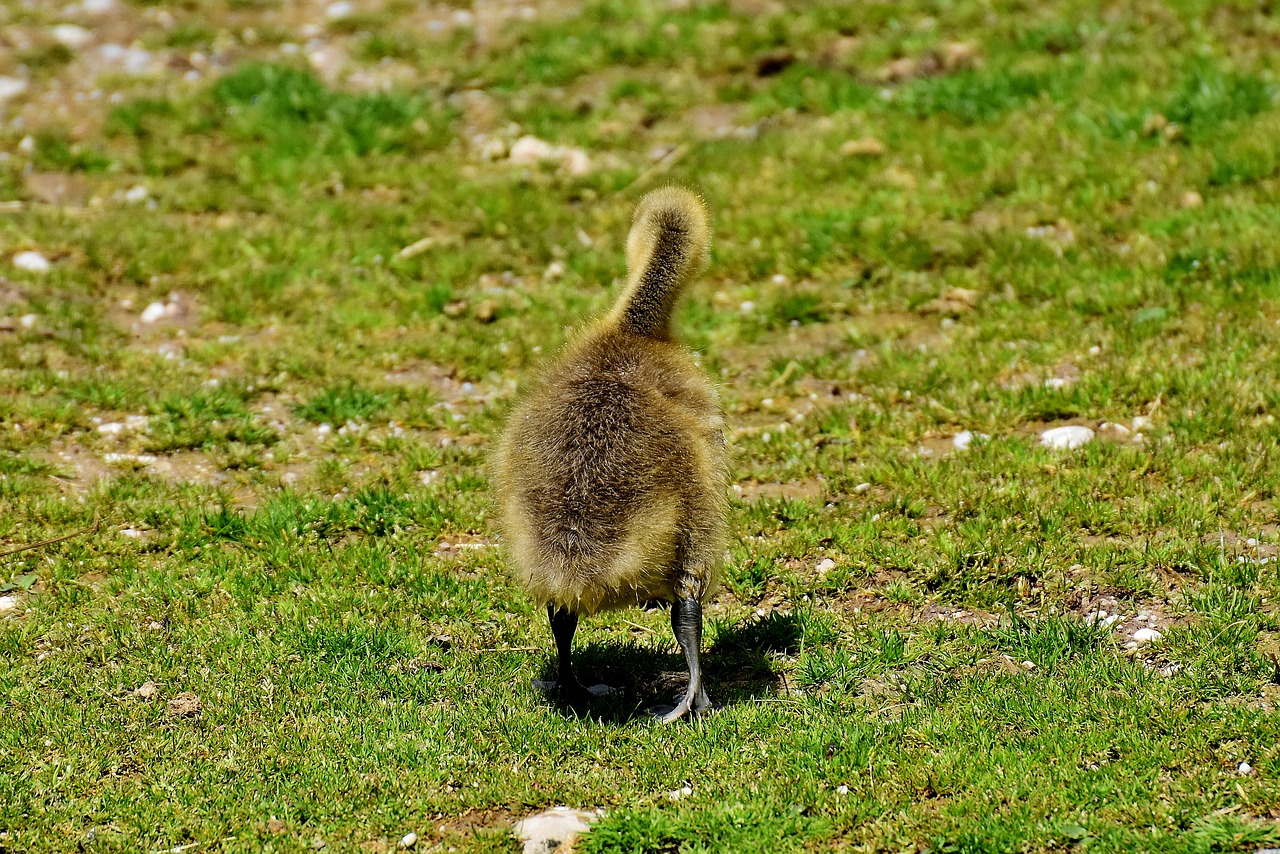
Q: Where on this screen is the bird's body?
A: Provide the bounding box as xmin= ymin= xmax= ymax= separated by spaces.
xmin=493 ymin=187 xmax=726 ymax=721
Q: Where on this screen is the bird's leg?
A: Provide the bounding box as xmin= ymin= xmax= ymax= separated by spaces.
xmin=549 ymin=604 xmax=584 ymax=697
xmin=659 ymin=597 xmax=713 ymax=723
xmin=535 ymin=605 xmax=612 ymax=702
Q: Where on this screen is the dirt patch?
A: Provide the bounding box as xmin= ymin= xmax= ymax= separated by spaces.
xmin=44 ymin=441 xmax=241 ymax=495
xmin=734 ymin=477 xmax=825 ymax=503
xmin=432 ymin=807 xmax=518 ymax=838
xmin=1068 ymin=589 xmax=1190 ymax=645
xmin=384 ymin=359 xmax=507 ymax=407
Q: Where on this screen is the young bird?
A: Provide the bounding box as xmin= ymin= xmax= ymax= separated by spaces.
xmin=493 ymin=187 xmax=727 ymax=723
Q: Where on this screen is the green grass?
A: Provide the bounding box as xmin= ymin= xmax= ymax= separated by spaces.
xmin=3 ymin=0 xmax=1280 ymax=851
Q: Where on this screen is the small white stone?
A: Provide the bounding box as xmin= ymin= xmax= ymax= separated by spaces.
xmin=854 ymin=482 xmax=871 ymax=494
xmin=1133 ymin=628 xmax=1163 ymax=644
xmin=952 ymin=430 xmax=989 ymax=450
xmin=835 ymin=784 xmax=849 ymax=795
xmin=1238 ymin=761 xmax=1253 ymax=776
xmin=739 ymin=300 xmax=755 ymax=313
xmin=316 ymin=423 xmax=332 ymax=437
xmin=398 ymin=831 xmax=417 ymax=849
xmin=139 ymin=301 xmax=167 ymax=323
xmin=0 ymin=77 xmax=28 ymax=102
xmin=13 ymin=251 xmax=51 ymax=273
xmin=1131 ymin=415 xmax=1152 ymax=431
xmin=51 ymin=24 xmax=93 ymax=48
xmin=1021 ymin=660 xmax=1035 ymax=669
xmin=80 ymin=0 xmax=116 ymax=13
xmin=1088 ymin=345 xmax=1101 ymax=355
xmin=772 ymin=274 xmax=788 ymax=285
xmin=508 ymin=135 xmax=557 ymax=165
xmin=19 ymin=314 xmax=37 ymax=329
xmin=560 ymin=147 xmax=591 ymax=176
xmin=325 ymin=1 xmax=355 ymax=19
xmin=1246 ymin=537 xmax=1258 ymax=547
xmin=513 ymin=807 xmax=597 ymax=854
xmin=120 ymin=528 xmax=144 ymax=538
xmin=97 ymin=422 xmax=126 ymax=435
xmin=1043 ymin=377 xmax=1070 ymax=390
xmin=18 ymin=136 xmax=35 ymax=154
xmin=815 ymin=558 xmax=836 ymax=574
xmin=1039 ymin=425 xmax=1094 ymax=450
xmin=124 ymin=184 xmax=149 ymax=203
xmin=97 ymin=44 xmax=154 ymax=74
xmin=544 ymin=260 xmax=565 ymax=279
xmin=0 ymin=595 xmax=19 ymax=612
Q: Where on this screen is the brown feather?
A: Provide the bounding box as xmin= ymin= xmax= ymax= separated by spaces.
xmin=493 ymin=187 xmax=726 ymax=615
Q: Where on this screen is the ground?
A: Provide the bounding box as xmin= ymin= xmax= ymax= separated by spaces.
xmin=2 ymin=0 xmax=1280 ymax=852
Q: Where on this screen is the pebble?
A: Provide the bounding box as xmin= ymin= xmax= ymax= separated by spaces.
xmin=103 ymin=453 xmax=157 ymax=465
xmin=19 ymin=314 xmax=37 ymax=328
xmin=815 ymin=558 xmax=836 ymax=574
xmin=1131 ymin=415 xmax=1152 ymax=431
xmin=1039 ymin=425 xmax=1093 ymax=449
xmin=139 ymin=302 xmax=168 ymax=323
xmin=739 ymin=300 xmax=755 ymax=313
xmin=398 ymin=831 xmax=417 ymax=849
xmin=561 ymin=148 xmax=591 ymax=176
xmin=1238 ymin=761 xmax=1253 ymax=776
xmin=97 ymin=44 xmax=155 ymax=75
xmin=508 ymin=135 xmax=557 ymax=165
xmin=835 ymin=784 xmax=849 ymax=795
xmin=667 ymin=786 xmax=693 ymax=800
xmin=325 ymin=0 xmax=356 ymax=19
xmin=12 ymin=251 xmax=51 ymax=273
xmin=1043 ymin=377 xmax=1070 ymax=390
xmin=51 ymin=24 xmax=93 ymax=48
xmin=508 ymin=135 xmax=592 ymax=175
xmin=0 ymin=595 xmax=19 ymax=613
xmin=1133 ymin=628 xmax=1163 ymax=644
xmin=1181 ymin=190 xmax=1203 ymax=208
xmin=952 ymin=430 xmax=988 ymax=450
xmin=854 ymin=482 xmax=871 ymax=494
xmin=0 ymin=77 xmax=28 ymax=102
xmin=124 ymin=184 xmax=150 ymax=204
xmin=512 ymin=807 xmax=598 ymax=854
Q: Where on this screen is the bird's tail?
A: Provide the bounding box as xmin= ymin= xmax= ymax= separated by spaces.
xmin=608 ymin=187 xmax=710 ymax=339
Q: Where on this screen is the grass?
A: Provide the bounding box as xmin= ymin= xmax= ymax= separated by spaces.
xmin=2 ymin=0 xmax=1280 ymax=851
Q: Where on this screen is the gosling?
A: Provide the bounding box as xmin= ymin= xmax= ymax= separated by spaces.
xmin=493 ymin=187 xmax=727 ymax=723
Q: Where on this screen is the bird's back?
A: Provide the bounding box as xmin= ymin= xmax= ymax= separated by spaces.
xmin=495 ymin=329 xmax=722 ymax=612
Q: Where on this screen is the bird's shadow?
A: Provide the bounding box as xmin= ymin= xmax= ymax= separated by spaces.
xmin=535 ymin=609 xmax=802 ymax=724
